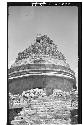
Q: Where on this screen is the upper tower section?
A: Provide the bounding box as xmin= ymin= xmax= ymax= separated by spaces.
xmin=11 ymin=35 xmax=69 ymax=67
xmin=8 ymin=35 xmax=75 ymax=81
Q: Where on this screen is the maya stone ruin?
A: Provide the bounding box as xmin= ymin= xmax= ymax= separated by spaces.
xmin=8 ymin=35 xmax=78 ymax=125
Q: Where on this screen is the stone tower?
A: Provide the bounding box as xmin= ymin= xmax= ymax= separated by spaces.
xmin=8 ymin=35 xmax=76 ymax=94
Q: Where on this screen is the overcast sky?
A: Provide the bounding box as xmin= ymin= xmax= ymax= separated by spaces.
xmin=8 ymin=6 xmax=78 ymax=72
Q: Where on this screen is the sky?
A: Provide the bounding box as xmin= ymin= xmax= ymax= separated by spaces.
xmin=8 ymin=6 xmax=78 ymax=73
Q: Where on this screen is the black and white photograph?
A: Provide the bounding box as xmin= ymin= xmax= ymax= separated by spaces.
xmin=7 ymin=2 xmax=82 ymax=125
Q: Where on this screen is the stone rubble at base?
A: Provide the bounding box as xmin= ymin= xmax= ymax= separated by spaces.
xmin=10 ymin=88 xmax=78 ymax=125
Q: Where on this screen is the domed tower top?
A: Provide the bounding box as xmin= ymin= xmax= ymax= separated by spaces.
xmin=8 ymin=35 xmax=76 ymax=83
xmin=8 ymin=35 xmax=77 ymax=93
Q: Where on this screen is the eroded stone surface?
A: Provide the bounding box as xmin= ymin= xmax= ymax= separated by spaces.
xmin=10 ymin=89 xmax=78 ymax=125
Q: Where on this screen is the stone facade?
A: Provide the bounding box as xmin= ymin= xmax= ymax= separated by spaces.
xmin=10 ymin=89 xmax=78 ymax=125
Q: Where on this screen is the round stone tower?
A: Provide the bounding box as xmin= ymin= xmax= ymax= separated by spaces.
xmin=8 ymin=35 xmax=76 ymax=94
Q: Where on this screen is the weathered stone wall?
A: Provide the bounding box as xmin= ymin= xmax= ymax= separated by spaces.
xmin=10 ymin=89 xmax=78 ymax=125
xmin=9 ymin=75 xmax=76 ymax=94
